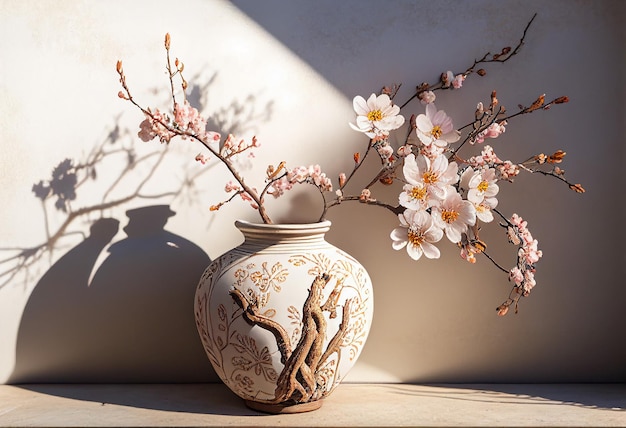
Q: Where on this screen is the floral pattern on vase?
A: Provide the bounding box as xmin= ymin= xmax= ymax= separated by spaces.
xmin=194 ymin=220 xmax=373 ymax=411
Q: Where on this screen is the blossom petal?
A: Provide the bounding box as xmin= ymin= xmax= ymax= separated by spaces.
xmin=406 ymin=243 xmax=424 ymax=260
xmin=390 ymin=227 xmax=408 ymax=246
xmin=353 ymin=96 xmax=369 ymax=115
xmin=421 ymin=241 xmax=441 ymax=259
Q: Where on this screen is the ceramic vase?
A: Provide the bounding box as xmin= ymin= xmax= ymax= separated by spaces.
xmin=194 ymin=220 xmax=373 ymax=413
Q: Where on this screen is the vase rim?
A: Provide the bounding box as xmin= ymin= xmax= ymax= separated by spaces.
xmin=234 ymin=219 xmax=332 ymax=231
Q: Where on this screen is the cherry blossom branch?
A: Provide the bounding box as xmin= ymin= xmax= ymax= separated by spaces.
xmin=328 ymin=14 xmax=547 ymax=222
xmin=398 ymin=13 xmax=537 ymax=111
xmin=323 ymin=195 xmax=404 ymax=217
xmin=116 ymin=45 xmax=272 ymax=223
xmin=336 ymin=140 xmax=376 ymax=195
xmin=451 ymin=92 xmax=570 ymax=161
xmin=479 ymin=249 xmax=510 ymax=274
xmin=517 ymin=152 xmax=585 ymax=193
xmin=492 ymin=207 xmax=542 ymax=316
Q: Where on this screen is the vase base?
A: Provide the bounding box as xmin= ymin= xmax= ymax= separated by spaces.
xmin=244 ymin=399 xmax=323 ymax=414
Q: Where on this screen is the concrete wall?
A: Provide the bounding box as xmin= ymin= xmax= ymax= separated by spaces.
xmin=1 ymin=0 xmax=624 ymax=384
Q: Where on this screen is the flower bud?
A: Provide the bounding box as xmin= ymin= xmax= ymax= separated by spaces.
xmin=496 ymin=304 xmax=509 ymax=316
xmin=528 ymin=94 xmax=545 ymax=111
xmin=379 ymin=176 xmax=394 ymax=185
xmin=165 ymin=33 xmax=171 ymax=49
xmin=534 ymin=153 xmax=547 ymax=164
xmin=338 ymin=173 xmax=347 ymax=188
xmin=547 ymin=150 xmax=566 ymax=163
xmin=569 ymin=183 xmax=585 ymax=193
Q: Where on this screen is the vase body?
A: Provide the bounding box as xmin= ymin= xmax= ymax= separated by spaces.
xmin=194 ymin=220 xmax=373 ymax=413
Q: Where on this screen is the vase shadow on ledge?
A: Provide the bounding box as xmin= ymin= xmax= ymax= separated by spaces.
xmin=9 ymin=205 xmax=216 ymax=384
xmin=16 ymin=384 xmax=261 ymax=416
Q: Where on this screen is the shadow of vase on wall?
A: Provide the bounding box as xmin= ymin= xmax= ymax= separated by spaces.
xmin=11 ymin=205 xmax=215 ymax=383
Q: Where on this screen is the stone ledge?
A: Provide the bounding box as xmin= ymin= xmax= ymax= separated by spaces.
xmin=0 ymin=383 xmax=624 ymax=427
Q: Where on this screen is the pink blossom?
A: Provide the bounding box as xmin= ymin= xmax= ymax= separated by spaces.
xmin=431 ymin=191 xmax=476 ymax=243
xmin=267 ymin=177 xmax=293 ymax=197
xmin=195 ymin=153 xmax=209 ymax=164
xmin=390 ymin=209 xmax=443 ymax=260
xmin=519 ymin=239 xmax=542 ymax=264
xmin=288 ymin=166 xmax=308 ymax=183
xmin=497 ymin=161 xmax=520 ymax=180
xmin=350 ymin=93 xmax=405 ymax=138
xmin=397 ymin=145 xmax=412 ymax=157
xmin=506 ymin=213 xmax=542 ymax=295
xmin=224 ymin=181 xmax=241 ymax=192
xmin=173 ymin=100 xmax=207 ymax=138
xmin=359 ymin=188 xmax=372 ymax=201
xmin=270 ymin=164 xmax=332 ymax=197
xmin=509 ymin=267 xmax=524 ymax=285
xmin=402 ymin=153 xmax=459 ymax=202
xmin=442 ymin=71 xmax=454 ymax=88
xmin=467 ymin=146 xmax=520 ymax=180
xmin=473 ymin=121 xmax=506 ymax=144
xmin=419 ymin=90 xmax=436 ymax=105
xmin=419 ymin=142 xmax=446 ymax=160
xmin=378 ymin=144 xmax=394 ymax=159
xmin=138 ymin=109 xmax=174 ymax=143
xmin=523 ymin=270 xmax=537 ymax=294
xmin=207 ymin=131 xmax=221 ymax=142
xmin=460 ymin=166 xmax=499 ymax=205
xmin=468 ymin=145 xmax=500 ymax=167
xmin=415 ymin=103 xmax=460 ymax=148
xmin=452 ymin=74 xmax=465 ymax=89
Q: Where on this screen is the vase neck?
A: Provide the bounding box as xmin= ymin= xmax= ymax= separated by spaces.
xmin=235 ymin=220 xmax=331 ymax=248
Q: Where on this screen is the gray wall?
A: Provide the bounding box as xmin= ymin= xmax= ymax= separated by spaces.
xmin=1 ymin=0 xmax=624 ymax=383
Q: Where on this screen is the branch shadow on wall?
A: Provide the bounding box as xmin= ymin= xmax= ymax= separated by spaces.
xmin=6 ymin=68 xmax=276 ymax=386
xmin=9 ymin=205 xmax=214 ymax=383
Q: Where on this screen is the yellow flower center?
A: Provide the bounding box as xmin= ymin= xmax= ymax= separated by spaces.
xmin=477 ymin=180 xmax=489 ymax=192
xmin=441 ymin=209 xmax=459 ymax=224
xmin=408 ymin=229 xmax=424 ymax=246
xmin=430 ymin=125 xmax=442 ymax=139
xmin=410 ymin=186 xmax=427 ymax=200
xmin=367 ymin=110 xmax=383 ymax=122
xmin=422 ymin=171 xmax=438 ymax=184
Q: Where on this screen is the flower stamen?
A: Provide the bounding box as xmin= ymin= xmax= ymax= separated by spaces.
xmin=410 ymin=186 xmax=427 ymax=200
xmin=367 ymin=110 xmax=384 ymax=122
xmin=407 ymin=228 xmax=424 ymax=246
xmin=441 ymin=209 xmax=459 ymax=224
xmin=430 ymin=125 xmax=442 ymax=139
xmin=422 ymin=171 xmax=438 ymax=184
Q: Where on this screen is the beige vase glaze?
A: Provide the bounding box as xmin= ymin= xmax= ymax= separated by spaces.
xmin=194 ymin=220 xmax=373 ymax=413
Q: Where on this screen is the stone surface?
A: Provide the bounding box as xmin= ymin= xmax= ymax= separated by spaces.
xmin=0 ymin=383 xmax=624 ymax=427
